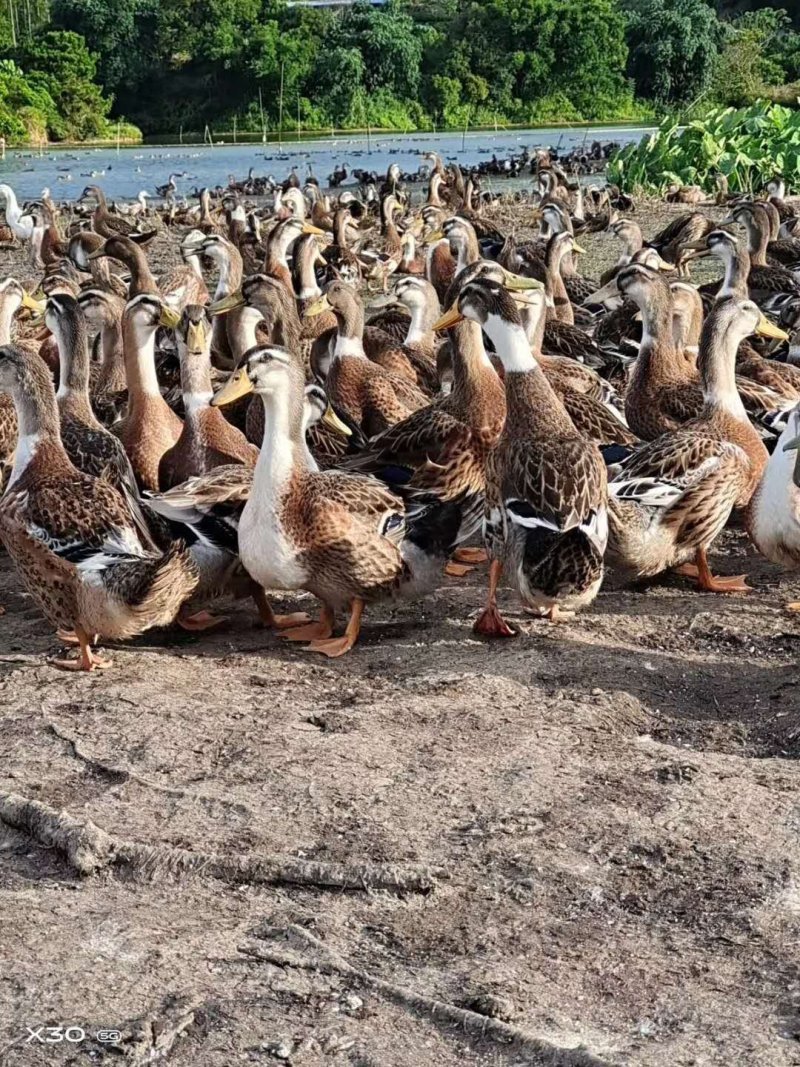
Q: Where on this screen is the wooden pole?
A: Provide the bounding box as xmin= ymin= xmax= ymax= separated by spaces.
xmin=233 ymin=115 xmax=237 ymax=144
xmin=297 ymin=95 xmax=300 ymax=142
xmin=259 ymin=87 xmax=266 ymax=144
xmin=116 ymin=119 xmax=121 ymax=155
xmin=179 ymin=124 xmax=183 ymax=146
xmin=7 ymin=0 xmax=16 ymax=47
xmin=462 ymin=107 xmax=470 ymax=152
xmin=278 ymin=61 xmax=285 ymax=152
xmin=367 ymin=121 xmax=371 ymax=155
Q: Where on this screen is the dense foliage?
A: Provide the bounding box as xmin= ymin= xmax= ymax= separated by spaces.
xmin=0 ymin=0 xmax=798 ymax=142
xmin=609 ymin=101 xmax=800 ymax=191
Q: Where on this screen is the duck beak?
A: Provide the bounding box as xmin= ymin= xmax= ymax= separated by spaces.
xmin=423 ymin=229 xmax=444 ymax=244
xmin=432 ymin=304 xmax=464 ymax=331
xmin=682 ymin=241 xmax=710 ymax=261
xmin=657 ymin=258 xmax=676 ymax=272
xmin=86 ymin=247 xmax=107 ymax=261
xmin=571 ymin=240 xmax=587 ymax=254
xmin=782 ymin=433 xmax=800 ymax=451
xmin=302 ymin=223 xmax=326 ymax=235
xmin=208 ymin=290 xmax=244 ymax=315
xmin=185 ymin=320 xmax=206 ymax=353
xmin=211 ymin=366 xmax=253 ymax=406
xmin=756 ymin=313 xmax=789 ymax=341
xmin=322 ymin=404 xmax=352 ymax=436
xmin=159 ymin=305 xmax=181 ymax=329
xmin=584 ymin=278 xmax=619 ymax=305
xmin=21 ymin=290 xmax=45 ymax=313
xmin=305 ymin=294 xmax=331 ymax=317
xmin=502 ymin=269 xmax=543 ymax=292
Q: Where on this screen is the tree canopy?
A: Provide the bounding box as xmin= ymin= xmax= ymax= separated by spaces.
xmin=0 ymin=0 xmax=796 ymax=143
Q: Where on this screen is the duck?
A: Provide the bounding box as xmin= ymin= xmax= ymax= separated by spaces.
xmin=80 ymin=185 xmax=156 ymax=244
xmin=724 ymin=203 xmax=800 ymax=298
xmin=45 ymin=293 xmax=142 ymax=498
xmin=607 ymin=298 xmax=782 ymax=591
xmin=115 ymin=294 xmax=184 ymax=490
xmin=341 ymin=314 xmax=506 ymax=570
xmin=435 ymin=279 xmax=609 ymax=633
xmin=76 ymin=288 xmax=128 ymax=424
xmin=305 ymin=280 xmax=433 ymax=426
xmin=209 ymin=345 xmax=465 ymax=656
xmin=686 ymin=228 xmax=800 ymax=314
xmin=0 ymin=279 xmax=42 ymax=480
xmin=0 ymin=183 xmax=40 ymax=263
xmin=749 ymin=406 xmax=800 ymax=610
xmin=158 ymin=306 xmax=258 ymax=490
xmin=0 ymin=344 xmax=197 ymax=671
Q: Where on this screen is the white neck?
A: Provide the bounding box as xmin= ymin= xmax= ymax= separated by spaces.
xmin=404 ymin=302 xmax=429 ymax=345
xmin=128 ymin=321 xmax=162 ymax=395
xmin=183 ymin=390 xmax=213 ymax=416
xmin=1 ymin=187 xmax=20 ymax=222
xmin=482 ymin=315 xmax=537 ymax=372
xmin=213 ymin=251 xmax=234 ymax=299
xmin=0 ymin=299 xmax=19 ymax=345
xmin=237 ymin=307 xmax=263 ymax=354
xmin=334 ymin=334 xmax=365 ymax=359
xmin=7 ymin=430 xmax=39 ymax=488
xmin=252 ymin=389 xmax=302 ymax=504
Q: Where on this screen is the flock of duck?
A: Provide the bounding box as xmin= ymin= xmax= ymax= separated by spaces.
xmin=0 ymin=155 xmax=798 ymax=671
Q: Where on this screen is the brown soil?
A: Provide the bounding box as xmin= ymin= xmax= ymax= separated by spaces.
xmin=1 ymin=201 xmax=799 ymax=1067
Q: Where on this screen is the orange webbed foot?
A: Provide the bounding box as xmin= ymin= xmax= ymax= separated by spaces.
xmin=473 ymin=604 xmax=517 ymax=638
xmin=280 ymin=620 xmax=335 ymax=642
xmin=697 ymin=573 xmax=751 ymax=593
xmin=178 ymin=610 xmax=230 ymax=631
xmin=445 ymin=561 xmax=474 ymax=578
xmin=304 ymin=634 xmax=357 ymax=658
xmin=453 ymin=547 xmax=488 ymax=565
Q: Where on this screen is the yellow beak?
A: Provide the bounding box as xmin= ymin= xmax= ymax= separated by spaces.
xmin=208 ymin=290 xmax=244 ymax=315
xmin=423 ymin=228 xmax=444 ymax=245
xmin=211 ymin=366 xmax=253 ymax=406
xmin=159 ymin=305 xmax=181 ymax=329
xmin=432 ymin=304 xmax=464 ymax=331
xmin=305 ymin=294 xmax=331 ymax=318
xmin=21 ymin=290 xmax=45 ymax=313
xmin=185 ymin=320 xmax=206 ymax=353
xmin=571 ymin=241 xmax=587 ymax=254
xmin=322 ymin=404 xmax=352 ymax=436
xmin=302 ymin=223 xmax=326 ymax=235
xmin=502 ymin=269 xmax=543 ymax=292
xmin=756 ymin=313 xmax=789 ymax=341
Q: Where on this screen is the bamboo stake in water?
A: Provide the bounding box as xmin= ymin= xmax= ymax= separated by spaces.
xmin=278 ymin=61 xmax=285 ymax=152
xmin=116 ymin=119 xmax=121 ymax=155
xmin=233 ymin=115 xmax=237 ymax=144
xmin=259 ymin=88 xmax=266 ymax=145
xmin=297 ymin=95 xmax=300 ymax=142
xmin=462 ymin=107 xmax=470 ymax=152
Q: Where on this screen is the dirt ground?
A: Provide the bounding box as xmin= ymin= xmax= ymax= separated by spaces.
xmin=1 ymin=198 xmax=800 ymax=1067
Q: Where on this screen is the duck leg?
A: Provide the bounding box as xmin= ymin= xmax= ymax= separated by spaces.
xmin=445 ymin=560 xmax=474 ymax=577
xmin=280 ymin=604 xmax=335 ymax=642
xmin=252 ymin=587 xmax=312 ymax=630
xmin=52 ymin=626 xmax=112 ymax=672
xmin=473 ymin=560 xmax=516 ymax=638
xmin=691 ymin=548 xmax=751 ymax=593
xmin=305 ymin=598 xmax=364 ymax=657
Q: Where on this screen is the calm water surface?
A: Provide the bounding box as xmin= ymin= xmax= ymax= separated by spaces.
xmin=0 ymin=125 xmax=653 ymax=202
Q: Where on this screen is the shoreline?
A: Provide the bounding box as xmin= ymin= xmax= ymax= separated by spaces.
xmin=4 ymin=121 xmax=655 ymax=153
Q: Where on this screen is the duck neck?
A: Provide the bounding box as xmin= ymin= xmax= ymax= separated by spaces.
xmin=7 ymin=379 xmax=63 ymax=487
xmin=54 ymin=314 xmax=94 ymax=417
xmin=637 ymin=291 xmax=680 ymax=377
xmin=333 ymin=298 xmax=366 ymax=359
xmin=719 ymin=248 xmax=750 ymax=300
xmin=404 ymin=297 xmax=436 ymax=346
xmin=698 ymin=318 xmax=749 ymax=422
xmin=122 ymin=315 xmax=162 ymax=407
xmin=293 ymin=242 xmax=322 ymax=301
xmin=450 ymin=320 xmax=497 ymax=403
xmin=253 ymin=381 xmax=308 ymax=500
xmin=99 ymin=317 xmax=126 ymax=388
xmin=483 ymin=315 xmax=574 ymax=436
xmin=746 ymin=217 xmax=770 ymax=267
xmin=121 ymin=241 xmax=159 ymax=297
xmin=213 ymin=245 xmax=243 ymax=301
xmin=180 ymin=350 xmax=214 ymax=419
xmin=0 ymin=297 xmax=19 ymax=345
xmin=545 ymin=244 xmax=574 ymax=324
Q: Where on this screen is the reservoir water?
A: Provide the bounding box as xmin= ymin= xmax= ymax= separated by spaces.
xmin=0 ymin=124 xmax=652 ymax=202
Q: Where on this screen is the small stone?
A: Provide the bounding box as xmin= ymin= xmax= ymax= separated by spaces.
xmin=463 ymin=992 xmax=516 ymax=1021
xmin=265 ymin=1039 xmax=292 ymax=1060
xmin=341 ymin=993 xmax=363 ymax=1013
